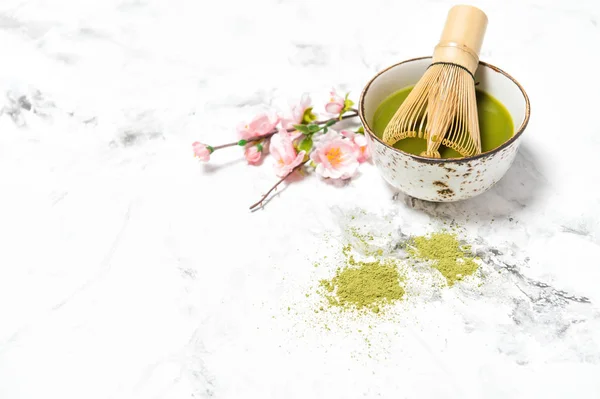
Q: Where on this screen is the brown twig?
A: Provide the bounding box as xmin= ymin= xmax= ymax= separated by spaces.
xmin=249 ymin=159 xmax=309 ymax=210
xmin=212 ymin=142 xmax=241 ymax=151
xmin=316 ymin=111 xmax=360 ymax=125
xmin=211 ymin=111 xmax=360 ymax=152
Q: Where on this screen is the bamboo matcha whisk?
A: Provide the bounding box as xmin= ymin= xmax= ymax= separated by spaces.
xmin=382 ymin=5 xmax=488 ymax=158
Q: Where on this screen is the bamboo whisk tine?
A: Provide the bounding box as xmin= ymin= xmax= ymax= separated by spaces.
xmin=382 ymin=5 xmax=488 ymax=158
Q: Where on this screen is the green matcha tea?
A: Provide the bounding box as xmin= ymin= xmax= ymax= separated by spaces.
xmin=372 ymin=86 xmax=514 ymax=158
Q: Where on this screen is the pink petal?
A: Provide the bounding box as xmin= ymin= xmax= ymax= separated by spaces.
xmin=325 ymin=102 xmax=343 ymax=114
xmin=340 ymin=130 xmax=354 ymax=139
xmin=354 ymin=134 xmax=368 ymax=147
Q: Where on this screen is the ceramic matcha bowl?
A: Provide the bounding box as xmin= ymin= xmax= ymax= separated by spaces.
xmin=359 ymin=57 xmax=530 ymax=202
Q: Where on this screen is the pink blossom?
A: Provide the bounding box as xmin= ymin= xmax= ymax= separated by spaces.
xmin=245 ymin=144 xmax=263 ymax=165
xmin=310 ymin=131 xmax=359 ymax=179
xmin=341 ymin=130 xmax=370 ymax=163
xmin=237 ymin=112 xmax=279 ymax=140
xmin=325 ymin=88 xmax=345 ymax=115
xmin=284 ymin=128 xmax=303 ymax=142
xmin=280 ymin=94 xmax=312 ymax=130
xmin=192 ymin=141 xmax=212 ymax=162
xmin=270 ymin=129 xmax=306 ymax=177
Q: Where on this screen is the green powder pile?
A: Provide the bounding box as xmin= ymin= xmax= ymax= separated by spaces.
xmin=314 ymin=226 xmax=478 ymax=317
xmin=319 ymin=255 xmax=404 ymax=313
xmin=408 ymin=232 xmax=478 ymax=286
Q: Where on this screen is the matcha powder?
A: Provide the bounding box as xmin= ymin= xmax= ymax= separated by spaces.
xmin=319 ymin=257 xmax=405 ymax=313
xmin=408 ymin=232 xmax=479 ymax=286
xmin=314 ymin=228 xmax=478 ymax=316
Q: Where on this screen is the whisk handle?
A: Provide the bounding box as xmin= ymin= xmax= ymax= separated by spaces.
xmin=433 ymin=5 xmax=488 ymax=75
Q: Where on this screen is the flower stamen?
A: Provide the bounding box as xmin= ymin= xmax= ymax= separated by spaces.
xmin=326 ymin=147 xmax=342 ymax=166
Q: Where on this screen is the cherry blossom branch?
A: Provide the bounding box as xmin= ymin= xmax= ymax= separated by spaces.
xmin=192 ymin=89 xmax=368 ymax=209
xmin=211 ymin=111 xmax=360 ymax=151
xmin=249 ymin=159 xmax=309 ymax=210
xmin=246 ymin=110 xmax=363 ymax=210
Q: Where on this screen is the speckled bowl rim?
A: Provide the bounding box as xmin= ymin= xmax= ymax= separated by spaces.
xmin=358 ymin=56 xmax=531 ymax=164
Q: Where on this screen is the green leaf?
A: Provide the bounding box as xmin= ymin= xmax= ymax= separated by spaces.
xmin=338 ymin=97 xmax=356 ymax=120
xmin=293 ymin=124 xmax=311 ymax=134
xmin=301 ymin=107 xmax=318 ymax=124
xmin=256 ymin=143 xmax=263 ymax=152
xmin=323 ymin=127 xmax=328 ymax=134
xmin=357 ymin=126 xmax=365 ymax=134
xmin=307 ymin=124 xmax=320 ymax=133
xmin=298 ymin=136 xmax=313 ymax=153
xmin=237 ymin=139 xmax=248 ymax=146
xmin=325 ymin=119 xmax=336 ymax=127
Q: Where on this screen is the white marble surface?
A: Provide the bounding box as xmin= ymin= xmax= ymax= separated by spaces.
xmin=1 ymin=0 xmax=600 ymax=398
